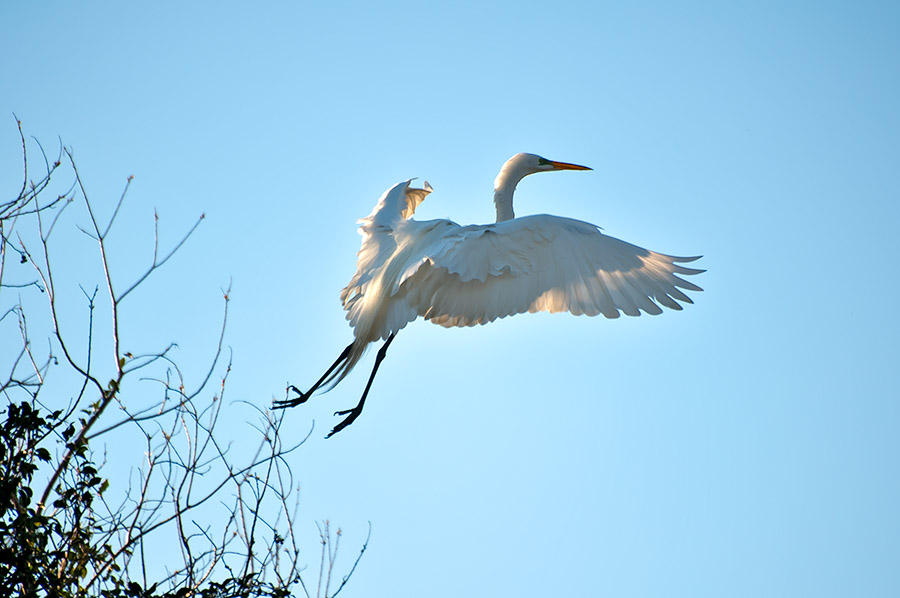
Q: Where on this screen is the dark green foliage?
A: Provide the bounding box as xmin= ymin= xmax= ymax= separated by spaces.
xmin=0 ymin=402 xmax=98 ymax=596
xmin=0 ymin=405 xmax=312 ymax=598
xmin=0 ymin=403 xmax=132 ymax=596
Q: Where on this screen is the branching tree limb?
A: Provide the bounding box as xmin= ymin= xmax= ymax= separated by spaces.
xmin=0 ymin=121 xmax=366 ymax=598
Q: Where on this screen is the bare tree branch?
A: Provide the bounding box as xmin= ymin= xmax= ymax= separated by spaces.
xmin=2 ymin=121 xmax=369 ymax=598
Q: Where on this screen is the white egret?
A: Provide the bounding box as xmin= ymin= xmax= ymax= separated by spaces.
xmin=274 ymin=153 xmax=704 ymax=437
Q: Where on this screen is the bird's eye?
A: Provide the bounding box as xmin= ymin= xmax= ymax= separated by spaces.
xmin=537 ymin=157 xmax=551 ymax=166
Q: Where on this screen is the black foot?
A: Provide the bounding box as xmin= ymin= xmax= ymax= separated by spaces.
xmin=326 ymin=406 xmax=363 ymax=438
xmin=272 ymin=385 xmax=311 ymax=410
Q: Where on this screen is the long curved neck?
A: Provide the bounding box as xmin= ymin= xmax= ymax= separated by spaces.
xmin=493 ymin=169 xmax=526 ymax=223
xmin=493 ymin=187 xmax=515 ymax=222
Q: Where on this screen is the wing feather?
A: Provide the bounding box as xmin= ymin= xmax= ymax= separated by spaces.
xmin=393 ymin=214 xmax=702 ymax=327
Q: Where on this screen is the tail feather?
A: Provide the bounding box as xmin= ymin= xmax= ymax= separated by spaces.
xmin=321 ymin=339 xmax=368 ymax=391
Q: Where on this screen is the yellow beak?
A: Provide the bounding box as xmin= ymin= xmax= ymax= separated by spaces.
xmin=548 ymin=160 xmax=592 ymax=171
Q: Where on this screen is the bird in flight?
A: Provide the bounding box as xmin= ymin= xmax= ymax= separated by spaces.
xmin=273 ymin=153 xmax=703 ymax=437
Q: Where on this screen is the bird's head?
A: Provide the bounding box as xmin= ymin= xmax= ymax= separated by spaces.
xmin=494 ymin=153 xmax=591 ymax=191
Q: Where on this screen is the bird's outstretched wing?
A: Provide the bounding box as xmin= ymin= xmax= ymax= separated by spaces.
xmin=395 ymin=214 xmax=703 ymax=327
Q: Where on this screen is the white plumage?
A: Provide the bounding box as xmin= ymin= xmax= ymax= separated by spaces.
xmin=275 ymin=153 xmax=703 ymax=437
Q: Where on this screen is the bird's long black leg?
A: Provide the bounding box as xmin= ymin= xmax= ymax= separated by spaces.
xmin=273 ymin=342 xmax=354 ymax=409
xmin=326 ymin=333 xmax=396 ymax=438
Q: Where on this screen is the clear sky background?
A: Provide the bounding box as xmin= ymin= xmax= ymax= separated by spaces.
xmin=2 ymin=1 xmax=899 ymax=596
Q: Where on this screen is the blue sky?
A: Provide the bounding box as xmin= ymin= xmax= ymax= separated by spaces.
xmin=2 ymin=1 xmax=899 ymax=596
